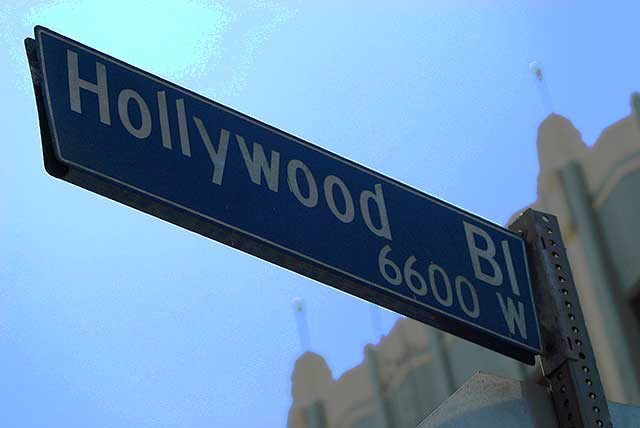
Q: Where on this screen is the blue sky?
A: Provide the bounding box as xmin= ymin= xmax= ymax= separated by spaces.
xmin=2 ymin=1 xmax=640 ymax=427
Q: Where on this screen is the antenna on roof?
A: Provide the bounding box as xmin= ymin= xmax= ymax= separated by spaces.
xmin=292 ymin=297 xmax=311 ymax=353
xmin=530 ymin=61 xmax=554 ymax=115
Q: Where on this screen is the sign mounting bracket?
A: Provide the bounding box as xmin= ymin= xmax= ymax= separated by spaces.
xmin=509 ymin=209 xmax=612 ymax=428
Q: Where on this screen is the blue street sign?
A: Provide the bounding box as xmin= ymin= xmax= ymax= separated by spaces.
xmin=27 ymin=26 xmax=541 ymax=363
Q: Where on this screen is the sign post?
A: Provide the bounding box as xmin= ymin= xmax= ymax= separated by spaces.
xmin=510 ymin=209 xmax=612 ymax=428
xmin=26 ymin=26 xmax=541 ymax=364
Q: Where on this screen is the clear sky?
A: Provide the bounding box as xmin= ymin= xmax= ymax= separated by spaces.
xmin=2 ymin=1 xmax=640 ymax=427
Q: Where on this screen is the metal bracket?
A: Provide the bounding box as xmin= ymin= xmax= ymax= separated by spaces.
xmin=509 ymin=209 xmax=612 ymax=428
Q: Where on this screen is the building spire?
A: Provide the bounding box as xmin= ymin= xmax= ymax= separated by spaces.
xmin=537 ymin=114 xmax=588 ymax=172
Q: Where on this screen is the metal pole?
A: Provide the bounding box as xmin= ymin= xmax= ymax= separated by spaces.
xmin=509 ymin=209 xmax=612 ymax=428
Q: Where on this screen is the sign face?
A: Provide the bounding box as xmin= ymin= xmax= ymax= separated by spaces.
xmin=28 ymin=26 xmax=541 ymax=363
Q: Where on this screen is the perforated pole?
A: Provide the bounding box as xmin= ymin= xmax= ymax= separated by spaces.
xmin=509 ymin=209 xmax=612 ymax=428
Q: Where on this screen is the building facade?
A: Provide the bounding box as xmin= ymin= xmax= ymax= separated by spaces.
xmin=288 ymin=95 xmax=640 ymax=428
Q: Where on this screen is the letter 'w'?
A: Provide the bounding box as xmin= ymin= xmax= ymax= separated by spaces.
xmin=496 ymin=293 xmax=527 ymax=339
xmin=235 ymin=135 xmax=280 ymax=192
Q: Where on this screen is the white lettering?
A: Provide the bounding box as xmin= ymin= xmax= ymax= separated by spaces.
xmin=324 ymin=175 xmax=354 ymax=223
xmin=455 ymin=276 xmax=480 ymax=318
xmin=428 ymin=263 xmax=453 ymax=307
xmin=193 ymin=117 xmax=229 ymax=185
xmin=378 ymin=245 xmax=402 ymax=286
xmin=117 ymin=89 xmax=151 ymax=139
xmin=287 ymin=160 xmax=318 ymax=208
xmin=497 ymin=293 xmax=527 ymax=339
xmin=463 ymin=221 xmax=503 ymax=286
xmin=502 ymin=240 xmax=520 ymax=296
xmin=67 ymin=49 xmax=110 ymax=125
xmin=176 ymin=99 xmax=191 ymax=156
xmin=156 ymin=91 xmax=172 ymax=149
xmin=236 ymin=135 xmax=280 ymax=192
xmin=404 ymin=256 xmax=428 ymax=296
xmin=360 ymin=184 xmax=392 ymax=240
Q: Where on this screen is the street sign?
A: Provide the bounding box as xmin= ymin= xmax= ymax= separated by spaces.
xmin=26 ymin=26 xmax=541 ymax=363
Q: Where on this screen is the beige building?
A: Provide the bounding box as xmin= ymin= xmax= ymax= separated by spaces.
xmin=287 ymin=95 xmax=640 ymax=428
